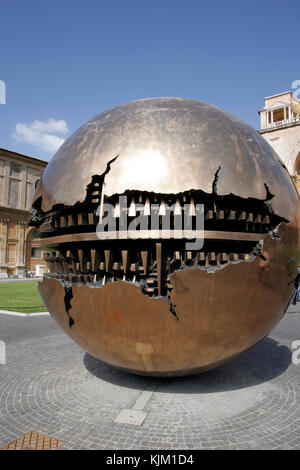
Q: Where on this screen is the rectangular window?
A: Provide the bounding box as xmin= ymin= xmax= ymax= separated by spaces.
xmin=31 ymin=247 xmax=41 ymax=258
xmin=273 ymin=108 xmax=284 ymax=123
xmin=7 ymin=244 xmax=17 ymax=265
xmin=8 ymin=180 xmax=19 ymax=207
xmin=7 ymin=224 xmax=18 ymax=239
xmin=26 ymin=182 xmax=35 ymax=209
xmin=10 ymin=164 xmax=21 ymax=178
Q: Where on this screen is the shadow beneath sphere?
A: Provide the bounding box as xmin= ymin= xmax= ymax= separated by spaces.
xmin=83 ymin=336 xmax=292 ymax=394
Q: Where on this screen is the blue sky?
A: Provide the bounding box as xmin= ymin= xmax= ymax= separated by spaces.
xmin=0 ymin=0 xmax=299 ymax=161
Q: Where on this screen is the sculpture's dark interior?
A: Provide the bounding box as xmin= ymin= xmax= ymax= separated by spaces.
xmin=29 ymin=166 xmax=287 ymax=300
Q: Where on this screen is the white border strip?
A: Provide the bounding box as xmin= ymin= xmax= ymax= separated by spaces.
xmin=0 ymin=310 xmax=49 ymax=317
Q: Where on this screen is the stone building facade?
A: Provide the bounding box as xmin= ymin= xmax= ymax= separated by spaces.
xmin=258 ymin=91 xmax=300 ymax=192
xmin=0 ymin=148 xmax=48 ymax=278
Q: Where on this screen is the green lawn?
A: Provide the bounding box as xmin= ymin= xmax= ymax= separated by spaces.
xmin=0 ymin=281 xmax=47 ymax=313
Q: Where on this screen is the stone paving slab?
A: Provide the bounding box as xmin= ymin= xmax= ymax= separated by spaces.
xmin=0 ymin=308 xmax=299 ymax=450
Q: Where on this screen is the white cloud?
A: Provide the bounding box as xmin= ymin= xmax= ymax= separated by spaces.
xmin=12 ymin=118 xmax=69 ymax=154
xmin=30 ymin=118 xmax=69 ymax=134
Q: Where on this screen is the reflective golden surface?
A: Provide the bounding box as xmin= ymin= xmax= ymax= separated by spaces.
xmin=39 ymin=223 xmax=300 ymax=376
xmin=36 ymin=98 xmax=297 ymax=220
xmin=35 ymin=98 xmax=300 ymax=376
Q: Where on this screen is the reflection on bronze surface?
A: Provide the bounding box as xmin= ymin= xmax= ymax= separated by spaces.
xmin=34 ymin=98 xmax=297 ymax=220
xmin=33 ymin=98 xmax=300 ymax=376
xmin=38 ymin=223 xmax=299 ymax=376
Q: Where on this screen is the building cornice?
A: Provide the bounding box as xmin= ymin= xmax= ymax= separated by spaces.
xmin=264 ymin=91 xmax=292 ymax=100
xmin=0 ymin=147 xmax=48 ymax=167
xmin=0 ymin=205 xmax=30 ymax=219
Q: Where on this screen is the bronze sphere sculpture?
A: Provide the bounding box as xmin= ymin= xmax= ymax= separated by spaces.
xmin=31 ymin=98 xmax=300 ymax=376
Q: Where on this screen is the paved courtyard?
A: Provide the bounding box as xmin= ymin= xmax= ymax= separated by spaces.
xmin=0 ymin=304 xmax=299 ymax=450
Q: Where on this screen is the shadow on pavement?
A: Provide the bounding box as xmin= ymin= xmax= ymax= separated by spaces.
xmin=83 ymin=336 xmax=292 ymax=393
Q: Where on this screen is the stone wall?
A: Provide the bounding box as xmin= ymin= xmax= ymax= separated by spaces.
xmin=0 ymin=148 xmax=48 ymax=278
